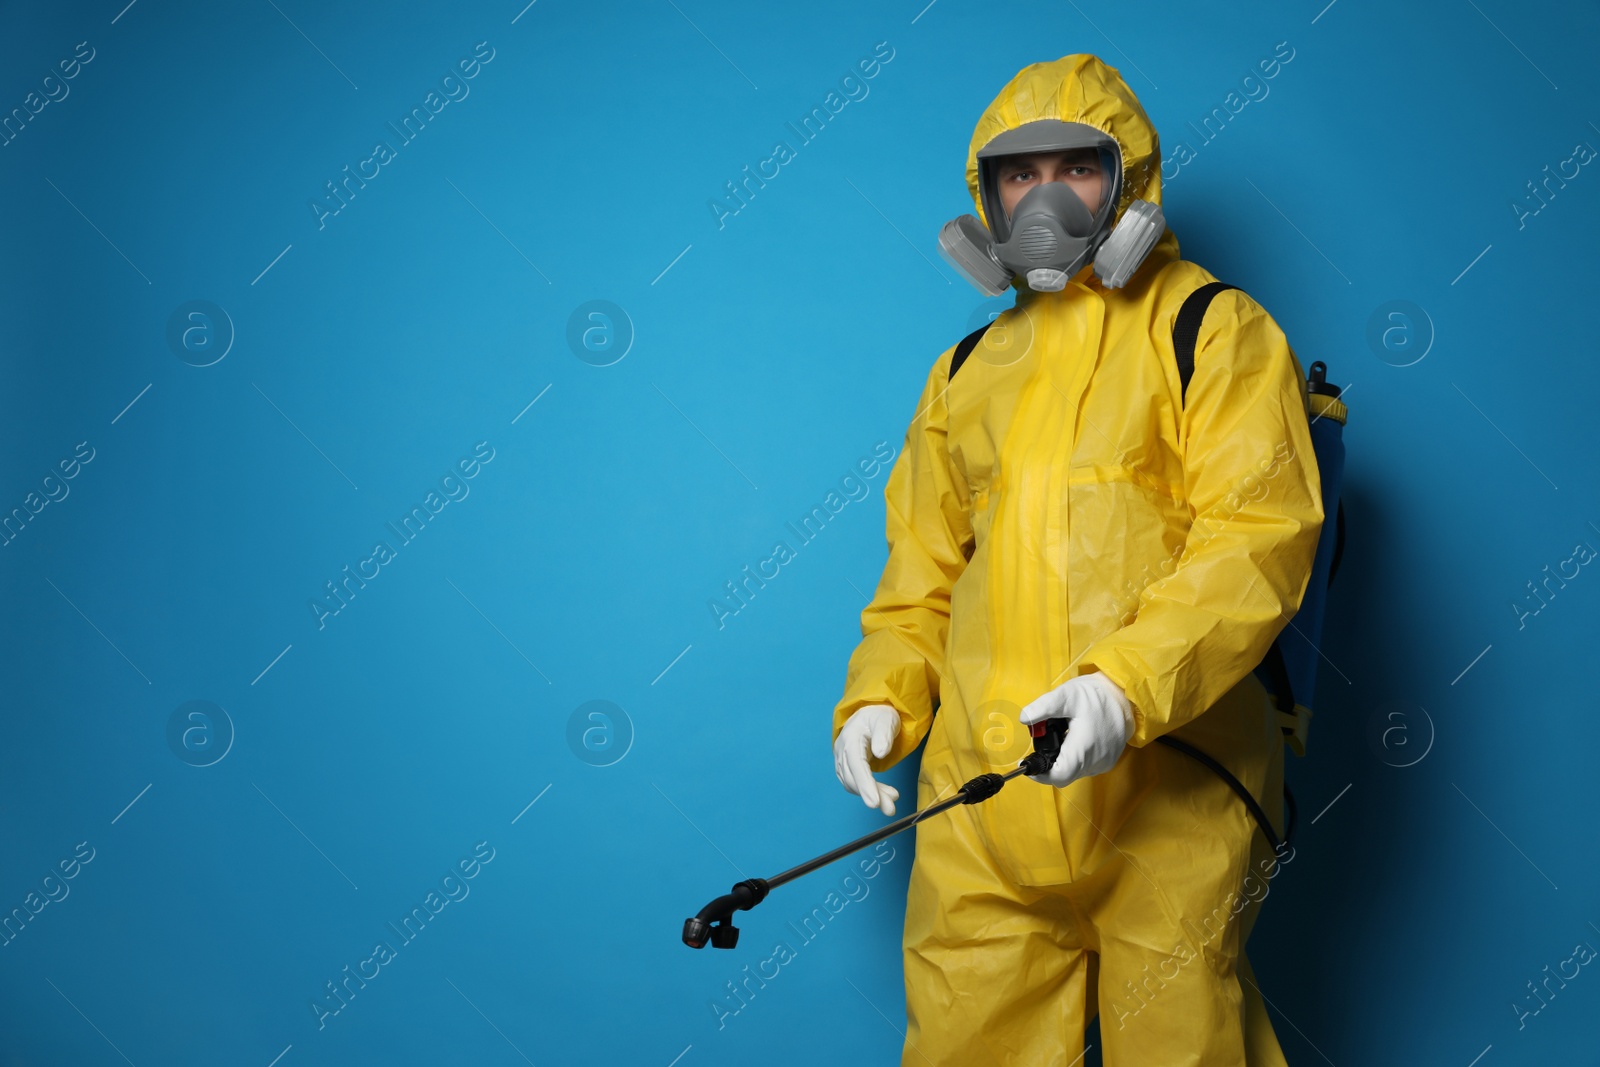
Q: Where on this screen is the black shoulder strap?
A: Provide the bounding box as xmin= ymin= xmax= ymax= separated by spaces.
xmin=947 ymin=322 xmax=992 ymax=382
xmin=1164 ymin=279 xmax=1305 ymax=854
xmin=1171 ymin=282 xmax=1238 ymax=403
xmin=1258 ymin=640 xmax=1296 ymax=713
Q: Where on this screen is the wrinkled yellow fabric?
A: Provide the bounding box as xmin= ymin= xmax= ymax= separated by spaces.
xmin=831 ymin=54 xmax=1323 ymax=1065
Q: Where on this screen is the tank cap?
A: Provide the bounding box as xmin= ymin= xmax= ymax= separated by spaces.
xmin=1307 ymin=361 xmax=1342 ymax=397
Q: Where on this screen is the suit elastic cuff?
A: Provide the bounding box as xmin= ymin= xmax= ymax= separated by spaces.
xmin=1080 ymin=651 xmax=1150 ymax=747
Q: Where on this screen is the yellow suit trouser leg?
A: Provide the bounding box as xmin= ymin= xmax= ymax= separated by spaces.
xmin=900 ymin=764 xmax=1257 ymax=1067
xmin=1082 ymin=742 xmax=1258 ymax=1066
xmin=901 ymin=777 xmax=1093 ymax=1067
xmin=900 ymin=685 xmax=1291 ymax=1066
xmin=1093 ymin=697 xmax=1291 ymax=1066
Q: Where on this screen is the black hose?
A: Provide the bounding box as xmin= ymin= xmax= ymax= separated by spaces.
xmin=1155 ymin=734 xmax=1283 ymax=855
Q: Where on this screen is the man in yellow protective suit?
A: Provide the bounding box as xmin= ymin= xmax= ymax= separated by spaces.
xmin=831 ymin=54 xmax=1323 ymax=1065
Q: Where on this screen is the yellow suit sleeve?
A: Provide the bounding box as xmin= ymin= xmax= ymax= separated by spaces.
xmin=1079 ymin=290 xmax=1325 ymax=747
xmin=832 ymin=350 xmax=972 ymax=770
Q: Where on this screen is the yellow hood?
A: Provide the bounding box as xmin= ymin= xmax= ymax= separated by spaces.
xmin=965 ymin=55 xmax=1177 ymax=293
xmin=966 ymin=54 xmax=1162 ymax=231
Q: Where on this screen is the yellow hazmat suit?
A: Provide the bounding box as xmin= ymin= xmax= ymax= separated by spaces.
xmin=832 ymin=55 xmax=1323 ymax=1066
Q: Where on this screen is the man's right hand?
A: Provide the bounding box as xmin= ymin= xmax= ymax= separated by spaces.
xmin=834 ymin=704 xmax=902 ymax=817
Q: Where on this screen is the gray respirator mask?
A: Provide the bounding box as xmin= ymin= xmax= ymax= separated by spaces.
xmin=938 ymin=119 xmax=1164 ymax=296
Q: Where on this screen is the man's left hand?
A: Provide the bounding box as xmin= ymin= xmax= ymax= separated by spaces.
xmin=1018 ymin=672 xmax=1135 ymax=788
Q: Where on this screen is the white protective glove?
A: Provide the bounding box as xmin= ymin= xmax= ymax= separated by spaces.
xmin=1017 ymin=672 xmax=1136 ymax=788
xmin=833 ymin=704 xmax=902 ymax=817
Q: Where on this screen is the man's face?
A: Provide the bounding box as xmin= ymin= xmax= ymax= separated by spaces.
xmin=995 ymin=147 xmax=1107 ymax=223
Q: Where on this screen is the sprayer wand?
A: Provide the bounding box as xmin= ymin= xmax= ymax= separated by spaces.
xmin=681 ymin=720 xmax=1068 ymax=949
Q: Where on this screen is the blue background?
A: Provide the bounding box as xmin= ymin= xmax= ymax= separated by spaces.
xmin=2 ymin=0 xmax=1597 ymax=1063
